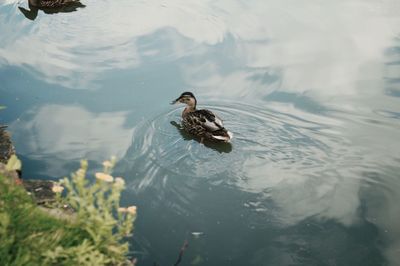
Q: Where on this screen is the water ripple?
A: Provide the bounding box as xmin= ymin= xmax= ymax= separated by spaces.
xmin=121 ymin=101 xmax=345 ymax=192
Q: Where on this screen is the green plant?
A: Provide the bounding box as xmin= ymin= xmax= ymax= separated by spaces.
xmin=0 ymin=173 xmax=85 ymax=266
xmin=6 ymin=154 xmax=21 ymax=171
xmin=47 ymin=158 xmax=136 ymax=265
xmin=0 ymin=156 xmax=136 ymax=266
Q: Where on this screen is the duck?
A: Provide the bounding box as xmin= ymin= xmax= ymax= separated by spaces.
xmin=19 ymin=0 xmax=85 ymax=20
xmin=28 ymin=0 xmax=84 ymax=9
xmin=171 ymin=92 xmax=233 ymax=143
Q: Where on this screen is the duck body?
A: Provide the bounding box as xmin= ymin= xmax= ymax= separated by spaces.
xmin=182 ymin=109 xmax=233 ymax=142
xmin=172 ymin=92 xmax=233 ymax=143
xmin=29 ymin=0 xmax=84 ymax=8
xmin=19 ymin=0 xmax=85 ymax=20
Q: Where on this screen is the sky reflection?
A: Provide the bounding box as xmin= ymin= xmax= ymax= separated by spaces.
xmin=0 ymin=0 xmax=398 ymax=97
xmin=1 ymin=0 xmax=400 ymax=265
xmin=10 ymin=104 xmax=133 ymax=177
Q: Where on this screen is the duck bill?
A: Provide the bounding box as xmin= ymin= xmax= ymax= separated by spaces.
xmin=170 ymin=97 xmax=181 ymax=105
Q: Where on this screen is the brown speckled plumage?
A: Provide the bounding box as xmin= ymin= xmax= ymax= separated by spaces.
xmin=29 ymin=0 xmax=83 ymax=8
xmin=19 ymin=0 xmax=85 ymax=21
xmin=172 ymin=92 xmax=233 ymax=143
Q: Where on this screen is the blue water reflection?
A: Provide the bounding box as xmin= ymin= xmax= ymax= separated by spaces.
xmin=1 ymin=0 xmax=400 ymax=265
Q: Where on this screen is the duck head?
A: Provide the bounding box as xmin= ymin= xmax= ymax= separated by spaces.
xmin=171 ymin=92 xmax=197 ymax=109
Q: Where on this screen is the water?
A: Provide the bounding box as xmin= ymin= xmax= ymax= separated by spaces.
xmin=1 ymin=0 xmax=400 ymax=265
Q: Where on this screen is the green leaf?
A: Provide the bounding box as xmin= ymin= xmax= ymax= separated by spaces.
xmin=6 ymin=155 xmax=22 ymax=171
xmin=0 ymin=106 xmax=6 ymax=110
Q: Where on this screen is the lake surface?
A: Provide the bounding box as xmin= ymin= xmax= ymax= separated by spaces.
xmin=1 ymin=0 xmax=400 ymax=265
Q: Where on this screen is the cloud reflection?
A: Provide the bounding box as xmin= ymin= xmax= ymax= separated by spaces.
xmin=10 ymin=104 xmax=133 ymax=177
xmin=1 ymin=0 xmax=399 ymax=92
xmin=1 ymin=0 xmax=400 ymax=264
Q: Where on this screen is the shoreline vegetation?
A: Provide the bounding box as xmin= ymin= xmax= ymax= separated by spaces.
xmin=0 ymin=125 xmax=137 ymax=266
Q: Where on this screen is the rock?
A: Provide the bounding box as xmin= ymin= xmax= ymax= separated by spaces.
xmin=0 ymin=124 xmax=75 ymax=220
xmin=0 ymin=125 xmax=15 ymax=164
xmin=0 ymin=125 xmax=55 ymax=204
xmin=0 ymin=125 xmax=21 ymax=185
xmin=23 ymin=179 xmax=57 ymax=205
xmin=38 ymin=205 xmax=77 ymax=222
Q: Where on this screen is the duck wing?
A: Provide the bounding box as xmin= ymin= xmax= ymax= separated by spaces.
xmin=39 ymin=0 xmax=84 ymax=8
xmin=193 ymin=109 xmax=224 ymax=132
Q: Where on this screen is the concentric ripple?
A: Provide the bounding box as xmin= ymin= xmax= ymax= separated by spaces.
xmin=120 ymin=101 xmax=348 ymax=197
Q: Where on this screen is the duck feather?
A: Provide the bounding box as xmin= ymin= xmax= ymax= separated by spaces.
xmin=182 ymin=109 xmax=232 ymax=142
